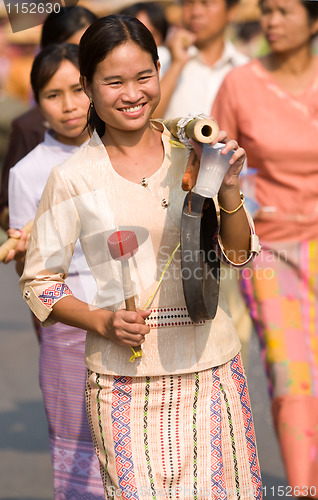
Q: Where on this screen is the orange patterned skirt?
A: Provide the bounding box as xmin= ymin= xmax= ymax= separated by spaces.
xmin=241 ymin=240 xmax=318 ymax=497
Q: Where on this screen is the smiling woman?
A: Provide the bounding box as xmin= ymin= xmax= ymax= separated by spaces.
xmin=19 ymin=15 xmax=263 ymax=500
xmin=212 ymin=0 xmax=318 ymax=497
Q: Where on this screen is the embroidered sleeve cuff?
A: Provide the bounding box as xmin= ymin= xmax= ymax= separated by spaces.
xmin=22 ymin=283 xmax=73 ymax=327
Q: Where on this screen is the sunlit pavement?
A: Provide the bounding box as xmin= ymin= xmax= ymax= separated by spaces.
xmin=0 ymin=261 xmax=53 ymax=500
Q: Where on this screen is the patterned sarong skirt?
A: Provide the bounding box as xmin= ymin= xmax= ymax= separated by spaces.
xmin=39 ymin=322 xmax=104 ymax=499
xmin=241 ymin=240 xmax=318 ymax=497
xmin=85 ymin=353 xmax=262 ymax=499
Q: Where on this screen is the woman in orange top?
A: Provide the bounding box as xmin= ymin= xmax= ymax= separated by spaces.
xmin=213 ymin=0 xmax=318 ymax=497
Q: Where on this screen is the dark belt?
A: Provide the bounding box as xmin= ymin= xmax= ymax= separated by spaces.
xmin=181 ymin=191 xmax=220 ymax=323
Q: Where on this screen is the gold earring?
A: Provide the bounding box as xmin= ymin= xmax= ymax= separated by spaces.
xmin=89 ymin=98 xmax=93 ymax=107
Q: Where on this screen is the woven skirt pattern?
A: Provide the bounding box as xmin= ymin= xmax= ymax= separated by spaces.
xmin=85 ymin=354 xmax=262 ymax=500
xmin=39 ymin=322 xmax=104 ymax=499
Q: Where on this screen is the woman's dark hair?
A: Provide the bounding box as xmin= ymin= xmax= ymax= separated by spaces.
xmin=119 ymin=2 xmax=169 ymax=43
xmin=79 ymin=14 xmax=159 ymax=137
xmin=303 ymin=1 xmax=318 ymax=24
xmin=40 ymin=6 xmax=98 ymax=48
xmin=31 ymin=43 xmax=80 ymax=103
xmin=225 ymin=0 xmax=240 ymax=7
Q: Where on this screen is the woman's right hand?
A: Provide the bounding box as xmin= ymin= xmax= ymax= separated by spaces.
xmin=3 ymin=228 xmax=30 ymax=265
xmin=104 ymin=309 xmax=151 ymax=347
xmin=166 ymin=27 xmax=196 ymax=67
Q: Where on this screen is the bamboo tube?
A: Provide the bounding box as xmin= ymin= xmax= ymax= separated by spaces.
xmin=163 ymin=117 xmax=220 ymax=144
xmin=0 ymin=220 xmax=33 ymax=262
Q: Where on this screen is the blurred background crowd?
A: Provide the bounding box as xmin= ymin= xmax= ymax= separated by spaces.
xmin=0 ymin=0 xmax=266 ymax=230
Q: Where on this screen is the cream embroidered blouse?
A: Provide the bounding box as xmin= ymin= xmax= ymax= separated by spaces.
xmin=20 ymin=121 xmax=260 ymax=377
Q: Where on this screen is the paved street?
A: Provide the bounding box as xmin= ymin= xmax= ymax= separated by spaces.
xmin=0 ymin=261 xmax=53 ymax=500
xmin=0 ymin=258 xmax=290 ymax=499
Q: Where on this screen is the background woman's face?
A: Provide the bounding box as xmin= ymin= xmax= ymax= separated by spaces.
xmin=38 ymin=60 xmax=89 ymax=145
xmin=260 ymin=0 xmax=318 ymax=53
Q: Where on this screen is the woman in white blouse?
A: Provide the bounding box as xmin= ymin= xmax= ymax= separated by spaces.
xmin=20 ymin=16 xmax=262 ymax=500
xmin=7 ymin=43 xmax=104 ymax=499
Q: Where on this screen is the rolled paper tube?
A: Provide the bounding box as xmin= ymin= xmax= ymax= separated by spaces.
xmin=163 ymin=117 xmax=220 ymax=144
xmin=107 ymin=230 xmax=142 ymax=361
xmin=0 ymin=220 xmax=33 ymax=262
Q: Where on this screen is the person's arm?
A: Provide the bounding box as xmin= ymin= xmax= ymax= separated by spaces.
xmin=217 ymin=185 xmax=251 ymax=264
xmin=153 ymin=28 xmax=195 ymax=119
xmin=50 ymin=295 xmax=150 ymax=347
xmin=211 ymin=72 xmax=261 ymax=263
xmin=20 ymin=165 xmax=150 ymax=346
xmin=2 ymin=228 xmax=30 ymax=275
xmin=211 ymin=136 xmax=251 ymax=264
xmin=186 ymin=131 xmax=254 ymax=265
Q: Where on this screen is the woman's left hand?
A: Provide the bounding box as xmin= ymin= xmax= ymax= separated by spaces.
xmin=181 ymin=130 xmax=246 ymax=192
xmin=215 ymin=130 xmax=246 ymax=192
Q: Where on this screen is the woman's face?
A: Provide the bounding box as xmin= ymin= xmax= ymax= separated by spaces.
xmin=260 ymin=0 xmax=318 ymax=53
xmin=84 ymin=40 xmax=160 ymax=135
xmin=38 ymin=59 xmax=89 ymax=146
